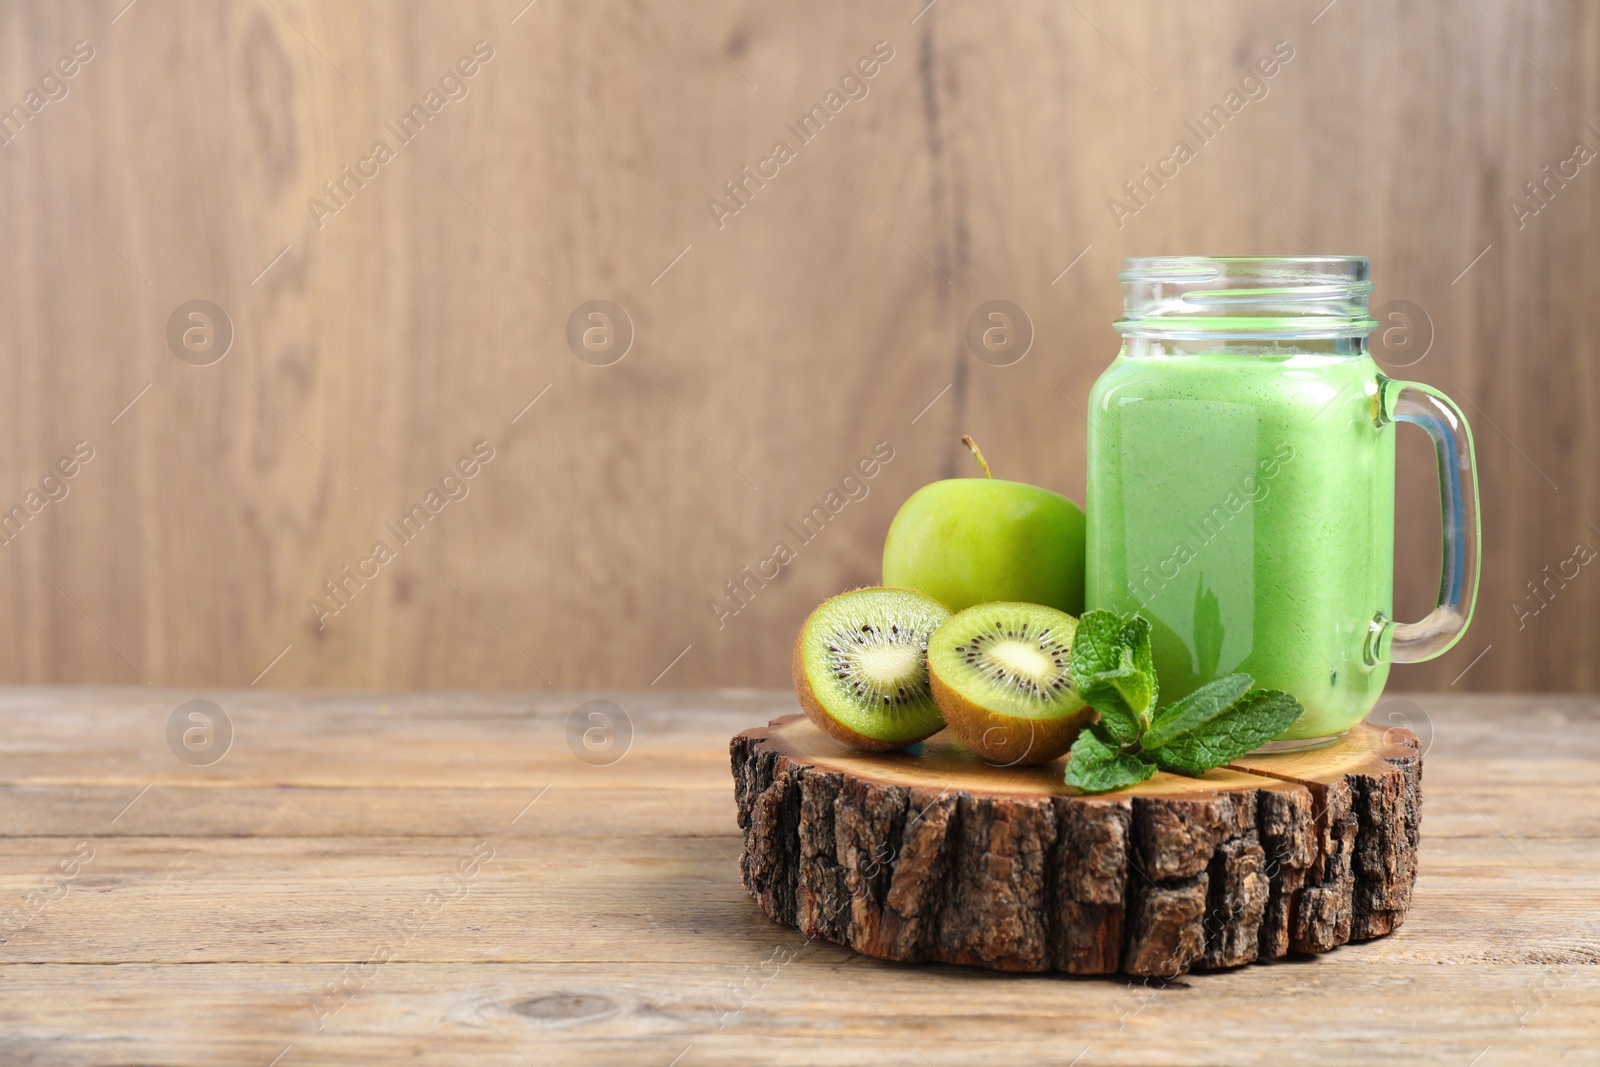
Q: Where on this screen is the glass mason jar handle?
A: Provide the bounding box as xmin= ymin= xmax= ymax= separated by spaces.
xmin=1367 ymin=378 xmax=1482 ymax=664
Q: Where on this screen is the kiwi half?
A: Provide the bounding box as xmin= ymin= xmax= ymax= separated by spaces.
xmin=927 ymin=602 xmax=1093 ymax=766
xmin=792 ymin=587 xmax=953 ymax=752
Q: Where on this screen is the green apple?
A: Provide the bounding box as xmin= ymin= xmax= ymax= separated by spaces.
xmin=882 ymin=437 xmax=1086 ymax=615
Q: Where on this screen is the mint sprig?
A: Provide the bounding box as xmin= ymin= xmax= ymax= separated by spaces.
xmin=1069 ymin=611 xmax=1158 ymax=746
xmin=1063 ymin=610 xmax=1307 ymax=794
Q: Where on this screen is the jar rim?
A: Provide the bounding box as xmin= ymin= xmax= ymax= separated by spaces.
xmin=1115 ymin=256 xmax=1378 ymax=339
xmin=1119 ymin=254 xmax=1370 ymax=279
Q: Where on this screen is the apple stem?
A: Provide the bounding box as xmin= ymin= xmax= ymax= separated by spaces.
xmin=961 ymin=435 xmax=994 ymax=479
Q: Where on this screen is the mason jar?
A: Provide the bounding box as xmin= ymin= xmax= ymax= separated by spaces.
xmin=1085 ymin=256 xmax=1481 ymax=747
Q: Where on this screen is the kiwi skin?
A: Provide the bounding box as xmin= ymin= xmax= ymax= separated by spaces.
xmin=930 ymin=666 xmax=1096 ymax=766
xmin=792 ymin=628 xmax=933 ymax=752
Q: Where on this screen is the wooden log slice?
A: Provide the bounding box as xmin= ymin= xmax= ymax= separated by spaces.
xmin=731 ymin=714 xmax=1420 ymax=976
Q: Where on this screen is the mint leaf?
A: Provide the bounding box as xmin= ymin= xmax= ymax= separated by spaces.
xmin=1147 ymin=689 xmax=1306 ymax=777
xmin=1065 ymin=726 xmax=1158 ymax=794
xmin=1193 ymin=582 xmax=1222 ymax=681
xmin=1070 ymin=610 xmax=1155 ymax=745
xmin=1086 ymin=666 xmax=1150 ymax=742
xmin=1068 ymin=610 xmax=1126 ymax=679
xmin=1142 ymin=673 xmax=1253 ymax=751
xmin=1121 ymin=614 xmax=1158 ymax=713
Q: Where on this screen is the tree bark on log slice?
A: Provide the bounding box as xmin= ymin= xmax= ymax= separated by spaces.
xmin=731 ymin=715 xmax=1420 ymax=976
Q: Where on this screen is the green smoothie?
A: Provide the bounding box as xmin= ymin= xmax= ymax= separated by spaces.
xmin=1086 ymin=350 xmax=1394 ymax=740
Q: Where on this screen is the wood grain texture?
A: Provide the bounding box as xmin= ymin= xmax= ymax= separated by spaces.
xmin=0 ymin=2 xmax=1594 ymax=692
xmin=0 ymin=688 xmax=1597 ymax=1065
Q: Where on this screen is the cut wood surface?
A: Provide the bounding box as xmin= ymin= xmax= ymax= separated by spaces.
xmin=732 ymin=715 xmax=1419 ymax=975
xmin=1 ymin=688 xmax=1598 ymax=1066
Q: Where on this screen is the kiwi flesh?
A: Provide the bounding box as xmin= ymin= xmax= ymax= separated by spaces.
xmin=792 ymin=587 xmax=953 ymax=752
xmin=927 ymin=601 xmax=1093 ymax=766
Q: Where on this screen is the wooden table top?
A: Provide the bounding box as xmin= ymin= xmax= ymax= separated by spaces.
xmin=1 ymin=688 xmax=1595 ymax=1066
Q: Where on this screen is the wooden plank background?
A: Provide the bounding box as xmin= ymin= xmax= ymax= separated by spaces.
xmin=0 ymin=0 xmax=1594 ymax=692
